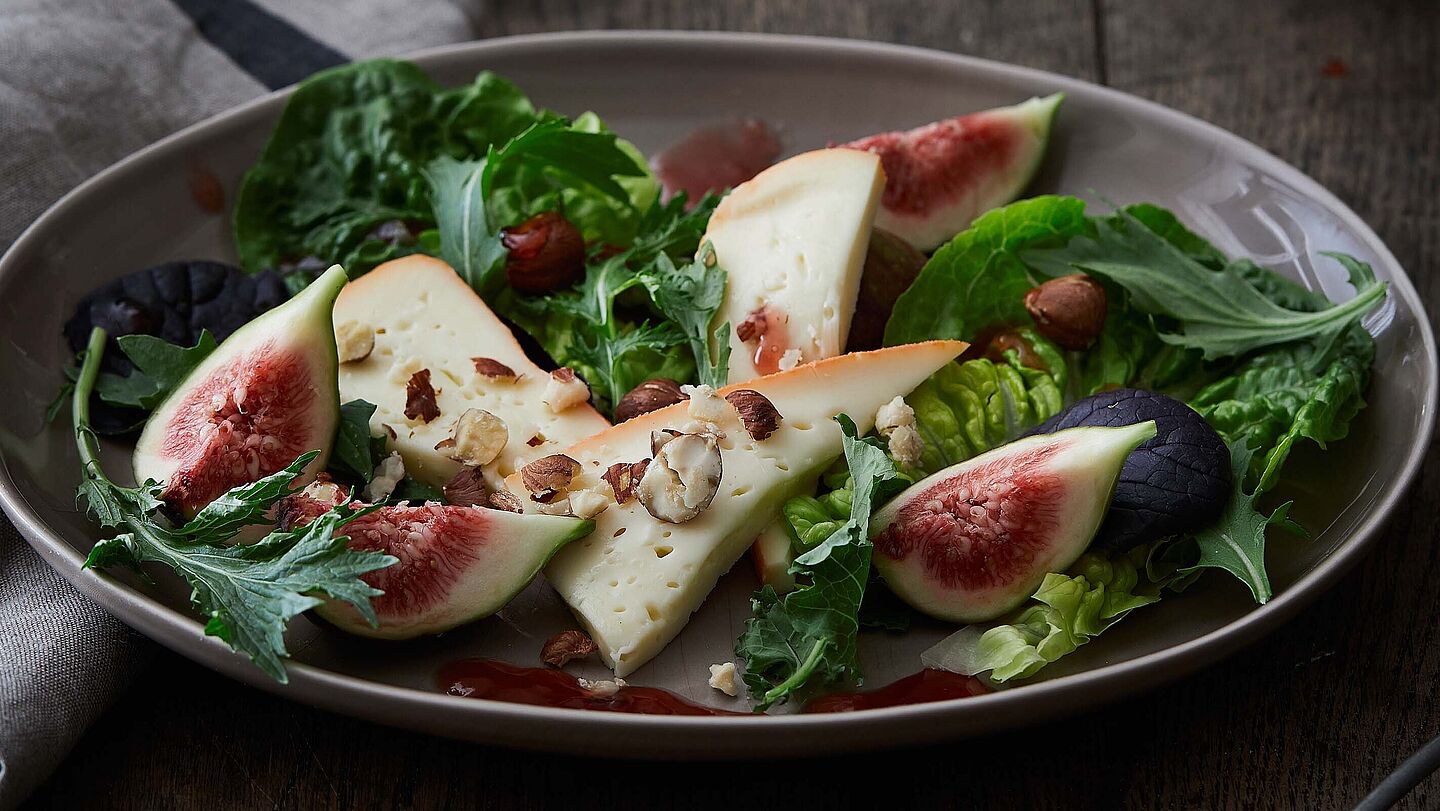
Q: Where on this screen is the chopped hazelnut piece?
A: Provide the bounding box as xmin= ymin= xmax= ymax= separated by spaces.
xmin=404 ymin=369 xmax=441 ymax=423
xmin=602 ymin=460 xmax=649 ymax=504
xmin=638 ymin=432 xmax=722 ymax=523
xmin=471 ymin=356 xmax=519 ymax=382
xmin=614 ymin=378 xmax=686 ymax=423
xmin=520 ymin=454 xmax=581 ymax=503
xmin=335 ymin=320 xmax=375 ymax=363
xmin=541 ymin=630 xmax=599 ymax=668
xmin=708 ymin=662 xmax=739 ymax=697
xmin=725 ymin=389 xmax=782 ymax=441
xmin=441 ymin=408 xmax=508 ymax=466
xmin=442 ymin=466 xmax=489 ymax=507
xmin=488 ymin=490 xmax=523 ymax=513
xmin=568 ymin=489 xmax=610 ymax=519
xmin=543 ymin=367 xmax=591 ymax=413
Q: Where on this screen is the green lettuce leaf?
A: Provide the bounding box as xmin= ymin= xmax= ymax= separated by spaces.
xmin=906 ymin=349 xmax=1065 ymax=475
xmin=883 ymin=196 xmax=1088 ymax=347
xmin=921 ymin=544 xmax=1173 ymax=682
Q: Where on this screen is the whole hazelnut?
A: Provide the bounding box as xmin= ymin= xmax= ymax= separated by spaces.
xmin=614 ymin=378 xmax=687 ymax=423
xmin=520 ymin=454 xmax=582 ymax=503
xmin=501 ymin=211 xmax=585 ymax=294
xmin=1023 ymin=274 xmax=1107 ymax=350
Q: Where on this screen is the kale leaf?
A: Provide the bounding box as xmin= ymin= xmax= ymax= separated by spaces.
xmin=71 ymin=327 xmax=394 ymax=682
xmin=736 ymin=416 xmax=905 ymax=708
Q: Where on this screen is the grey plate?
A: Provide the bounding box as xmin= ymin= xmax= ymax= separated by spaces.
xmin=0 ymin=32 xmax=1433 ymax=758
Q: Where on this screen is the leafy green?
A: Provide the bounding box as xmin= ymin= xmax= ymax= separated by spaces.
xmin=736 ymin=416 xmax=906 ymax=708
xmin=423 ymin=120 xmax=649 ymax=295
xmin=92 ymin=331 xmax=217 ymax=411
xmin=1190 ymin=312 xmax=1374 ymax=491
xmin=1023 ymin=213 xmax=1388 ymax=360
xmin=639 ymin=242 xmax=731 ymax=390
xmin=922 ymin=544 xmax=1175 ymax=682
xmin=502 ymin=193 xmax=723 ymax=414
xmin=905 ymin=349 xmax=1065 ymax=475
xmin=330 ymin=400 xmax=388 ymax=484
xmin=234 ymin=60 xmax=652 ymax=277
xmin=422 ymin=153 xmax=509 ymax=292
xmin=71 ymin=327 xmax=395 ymax=683
xmin=1181 ymin=442 xmax=1307 ymax=603
xmin=883 ymin=196 xmax=1088 ymax=347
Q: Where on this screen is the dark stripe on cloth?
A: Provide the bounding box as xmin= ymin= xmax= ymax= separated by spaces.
xmin=167 ymin=0 xmax=349 ymax=89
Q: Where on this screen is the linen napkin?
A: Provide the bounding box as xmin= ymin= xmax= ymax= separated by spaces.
xmin=0 ymin=1 xmax=474 ymax=805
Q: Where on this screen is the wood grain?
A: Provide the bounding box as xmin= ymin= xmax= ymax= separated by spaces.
xmin=26 ymin=1 xmax=1440 ymax=809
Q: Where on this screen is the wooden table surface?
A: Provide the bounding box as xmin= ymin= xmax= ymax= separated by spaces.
xmin=26 ymin=1 xmax=1440 ymax=809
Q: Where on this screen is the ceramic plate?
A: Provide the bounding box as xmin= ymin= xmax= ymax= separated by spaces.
xmin=0 ymin=32 xmax=1432 ymax=757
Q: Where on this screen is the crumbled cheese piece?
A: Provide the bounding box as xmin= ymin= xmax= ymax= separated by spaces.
xmin=334 ymin=320 xmax=375 ymax=364
xmin=534 ymin=496 xmax=574 ymax=517
xmin=680 ymin=384 xmax=728 ymax=423
xmin=887 ymin=424 xmax=924 ymax=467
xmin=578 ymin=677 xmax=627 ymax=697
xmin=777 ymin=348 xmax=803 ymax=371
xmin=708 ymin=662 xmax=739 ymax=697
xmin=875 ymin=395 xmax=916 ymax=436
xmin=569 ymin=489 xmax=610 ymax=519
xmin=363 ymin=452 xmax=406 ymax=502
xmin=543 ymin=368 xmax=590 ymax=413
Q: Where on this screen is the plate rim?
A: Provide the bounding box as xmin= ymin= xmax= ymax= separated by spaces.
xmin=1 ymin=29 xmax=1434 ymax=755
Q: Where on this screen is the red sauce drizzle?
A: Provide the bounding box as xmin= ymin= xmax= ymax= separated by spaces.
xmin=438 ymin=659 xmax=747 ymax=716
xmin=652 ymin=118 xmax=781 ymax=203
xmin=189 ymin=167 xmax=225 ymax=214
xmin=802 ymin=669 xmax=989 ymax=713
xmin=740 ymin=306 xmax=792 ymax=376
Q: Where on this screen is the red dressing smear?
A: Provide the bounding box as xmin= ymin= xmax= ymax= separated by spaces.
xmin=802 ymin=669 xmax=989 ymax=713
xmin=651 ymin=118 xmax=781 ymax=203
xmin=438 ymin=659 xmax=746 ymax=716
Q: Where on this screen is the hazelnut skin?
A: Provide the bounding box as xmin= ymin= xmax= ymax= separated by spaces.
xmin=502 ymin=211 xmax=586 ymax=294
xmin=615 ymin=378 xmax=687 ymax=423
xmin=1023 ymin=274 xmax=1107 ymax=350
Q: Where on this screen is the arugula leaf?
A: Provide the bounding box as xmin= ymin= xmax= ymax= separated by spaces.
xmin=71 ymin=327 xmax=395 ymax=683
xmin=567 ymin=321 xmax=687 ymax=410
xmin=736 ymin=415 xmax=904 ymax=708
xmin=639 ymin=242 xmax=732 ymax=390
xmin=1181 ymin=441 xmax=1307 ymax=603
xmin=423 ymin=152 xmax=508 ymax=292
xmin=1023 ymin=214 xmax=1388 ymax=360
xmin=92 ymin=331 xmax=217 ymax=411
xmin=500 ymin=192 xmax=723 ymax=415
xmin=392 ymin=475 xmax=445 ymax=504
xmin=424 ymin=120 xmax=648 ymax=295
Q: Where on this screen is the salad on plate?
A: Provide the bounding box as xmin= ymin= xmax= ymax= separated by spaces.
xmin=54 ymin=58 xmax=1387 ymax=713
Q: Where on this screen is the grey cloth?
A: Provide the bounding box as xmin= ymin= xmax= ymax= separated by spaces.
xmin=0 ymin=1 xmax=475 ymax=805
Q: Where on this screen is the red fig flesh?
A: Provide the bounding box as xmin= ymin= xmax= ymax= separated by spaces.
xmin=842 ymin=95 xmax=1062 ymax=252
xmin=280 ymin=489 xmax=594 ymax=639
xmin=134 ymin=266 xmax=347 ymax=516
xmin=871 ymin=422 xmax=1154 ymax=623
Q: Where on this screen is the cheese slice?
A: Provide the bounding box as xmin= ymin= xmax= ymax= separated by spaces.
xmin=333 ymin=255 xmax=611 ymax=491
xmin=705 ymin=148 xmax=885 ymax=381
xmin=525 ymin=340 xmax=965 ymax=676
